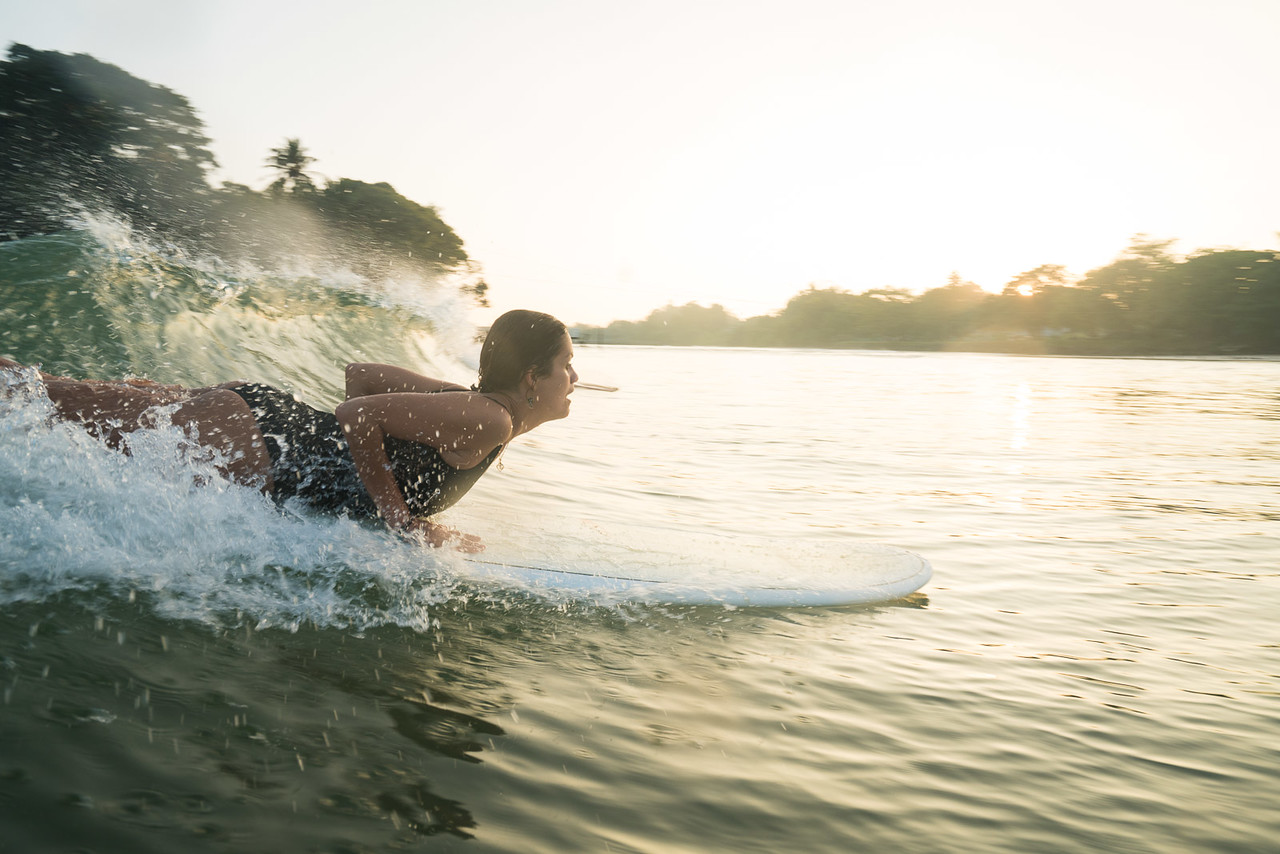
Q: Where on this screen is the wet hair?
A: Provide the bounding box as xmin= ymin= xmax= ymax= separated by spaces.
xmin=475 ymin=310 xmax=568 ymax=393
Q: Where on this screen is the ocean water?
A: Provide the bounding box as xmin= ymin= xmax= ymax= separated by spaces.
xmin=1 ymin=227 xmax=1278 ymax=852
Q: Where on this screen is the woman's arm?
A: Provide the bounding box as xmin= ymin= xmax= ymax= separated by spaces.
xmin=345 ymin=363 xmax=468 ymax=399
xmin=335 ymin=391 xmax=511 ymax=533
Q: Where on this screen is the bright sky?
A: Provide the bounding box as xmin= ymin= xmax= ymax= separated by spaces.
xmin=6 ymin=0 xmax=1280 ymax=324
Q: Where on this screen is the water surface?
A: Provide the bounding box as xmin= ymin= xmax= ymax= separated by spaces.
xmin=2 ymin=231 xmax=1277 ymax=852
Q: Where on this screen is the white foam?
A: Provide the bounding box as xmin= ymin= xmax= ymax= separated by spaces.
xmin=67 ymin=210 xmax=483 ymax=370
xmin=0 ymin=370 xmax=469 ymax=632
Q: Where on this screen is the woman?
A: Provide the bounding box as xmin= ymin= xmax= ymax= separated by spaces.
xmin=1 ymin=309 xmax=577 ymax=551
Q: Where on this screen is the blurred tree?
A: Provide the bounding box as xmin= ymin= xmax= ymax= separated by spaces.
xmin=0 ymin=44 xmax=484 ymax=307
xmin=312 ymin=178 xmax=468 ymax=275
xmin=0 ymin=43 xmax=217 ymax=240
xmin=1076 ymin=235 xmax=1180 ymax=347
xmin=600 ymin=302 xmax=740 ymax=345
xmin=1002 ymin=264 xmax=1071 ymax=298
xmin=265 ymin=138 xmax=317 ymax=194
xmin=1078 ymin=236 xmax=1176 ymax=311
xmin=774 ymin=287 xmax=864 ymax=346
xmin=576 ymin=247 xmax=1280 ymax=354
xmin=733 ymin=312 xmax=783 ymax=346
xmin=460 ymin=275 xmax=490 ymax=308
xmin=653 ymin=302 xmax=739 ymax=345
xmin=995 ymin=265 xmax=1074 ymax=336
xmin=1152 ymin=249 xmax=1280 ymax=352
xmin=912 ymin=278 xmax=988 ymax=342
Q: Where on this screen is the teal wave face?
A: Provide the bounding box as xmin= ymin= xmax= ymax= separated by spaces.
xmin=0 ymin=216 xmax=483 ymax=631
xmin=0 ymin=219 xmax=477 ymax=403
xmin=0 ymin=230 xmax=133 ymax=378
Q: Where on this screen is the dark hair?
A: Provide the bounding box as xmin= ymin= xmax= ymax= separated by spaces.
xmin=475 ymin=310 xmax=568 ymax=392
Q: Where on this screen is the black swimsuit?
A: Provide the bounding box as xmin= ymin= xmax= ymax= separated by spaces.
xmin=228 ymin=383 xmax=501 ymax=519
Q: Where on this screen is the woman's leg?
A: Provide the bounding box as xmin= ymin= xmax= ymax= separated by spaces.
xmin=150 ymin=389 xmax=275 ymax=491
xmin=2 ymin=359 xmax=272 ymax=490
xmin=2 ymin=357 xmax=188 ymax=393
xmin=4 ymin=358 xmax=192 ymax=437
xmin=42 ymin=379 xmax=190 ymax=447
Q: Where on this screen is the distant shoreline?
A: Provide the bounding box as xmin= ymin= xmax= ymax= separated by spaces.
xmin=569 ymin=337 xmax=1280 ymax=361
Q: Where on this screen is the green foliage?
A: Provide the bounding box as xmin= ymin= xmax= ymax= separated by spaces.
xmin=911 ymin=281 xmax=989 ymax=341
xmin=5 ymin=46 xmax=1276 ymax=347
xmin=202 ymin=176 xmax=470 ymax=282
xmin=313 ymin=179 xmax=468 ymax=273
xmin=0 ymin=44 xmax=480 ymax=302
xmin=772 ymin=287 xmax=860 ymax=346
xmin=204 ymin=177 xmax=472 ymax=280
xmin=1151 ymin=250 xmax=1280 ymax=352
xmin=582 ymin=242 xmax=1280 ymax=355
xmin=205 ymin=181 xmax=330 ymax=268
xmin=0 ymin=43 xmax=216 ymax=240
xmin=265 ymin=138 xmax=317 ymax=195
xmin=596 ymin=302 xmax=740 ymax=345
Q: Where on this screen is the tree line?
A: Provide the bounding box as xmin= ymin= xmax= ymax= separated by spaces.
xmin=6 ymin=44 xmax=1275 ymax=355
xmin=581 ymin=238 xmax=1280 ymax=355
xmin=0 ymin=43 xmax=487 ymax=303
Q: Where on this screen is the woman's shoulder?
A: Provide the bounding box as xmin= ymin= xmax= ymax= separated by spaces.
xmin=468 ymin=390 xmax=516 ymax=435
xmin=410 ymin=388 xmax=515 ymax=442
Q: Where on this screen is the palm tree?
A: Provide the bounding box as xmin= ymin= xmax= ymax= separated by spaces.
xmin=264 ymin=138 xmax=316 ymax=194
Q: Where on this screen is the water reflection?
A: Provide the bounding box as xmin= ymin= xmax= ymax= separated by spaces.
xmin=1009 ymin=381 xmax=1032 ymax=451
xmin=0 ymin=597 xmax=505 ymax=847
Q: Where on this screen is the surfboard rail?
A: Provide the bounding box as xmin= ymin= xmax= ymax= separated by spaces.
xmin=460 ymin=545 xmax=932 ymax=607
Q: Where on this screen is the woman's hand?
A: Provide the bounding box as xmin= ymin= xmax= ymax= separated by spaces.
xmin=402 ymin=517 xmax=485 ymax=553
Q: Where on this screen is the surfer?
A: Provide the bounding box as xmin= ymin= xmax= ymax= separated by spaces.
xmin=0 ymin=309 xmax=576 ymax=552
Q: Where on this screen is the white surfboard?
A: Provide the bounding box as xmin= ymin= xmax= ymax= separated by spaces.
xmin=459 ymin=542 xmax=931 ymax=607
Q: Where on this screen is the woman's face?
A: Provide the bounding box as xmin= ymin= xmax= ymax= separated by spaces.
xmin=530 ymin=333 xmax=577 ymax=421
